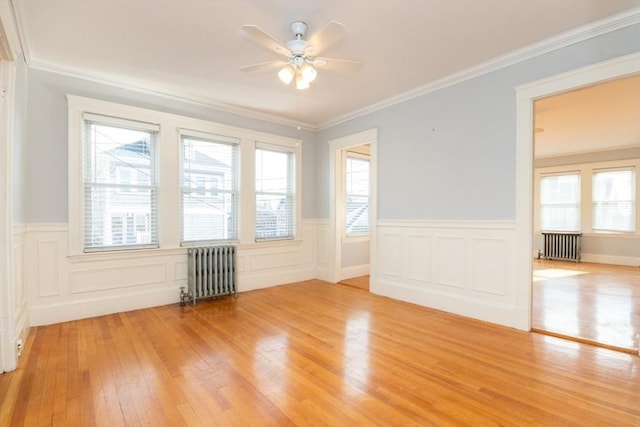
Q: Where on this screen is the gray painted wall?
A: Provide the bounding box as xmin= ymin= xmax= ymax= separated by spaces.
xmin=317 ymin=24 xmax=640 ymax=221
xmin=341 ymin=240 xmax=370 ymax=268
xmin=23 ymin=69 xmax=317 ymax=222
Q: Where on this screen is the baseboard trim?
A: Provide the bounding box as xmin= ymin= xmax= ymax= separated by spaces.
xmin=341 ymin=264 xmax=370 ymax=280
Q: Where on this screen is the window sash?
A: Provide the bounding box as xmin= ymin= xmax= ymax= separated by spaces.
xmin=83 ymin=118 xmax=158 ymax=251
xmin=345 ymin=154 xmax=370 ymax=236
xmin=255 ymin=147 xmax=295 ymax=241
xmin=180 ymin=134 xmax=239 ymax=244
xmin=539 ymin=173 xmax=580 ymax=232
xmin=592 ymin=168 xmax=635 ymax=232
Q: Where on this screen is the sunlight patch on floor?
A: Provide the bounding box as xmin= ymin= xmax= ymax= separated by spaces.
xmin=533 ymin=268 xmax=588 ymax=281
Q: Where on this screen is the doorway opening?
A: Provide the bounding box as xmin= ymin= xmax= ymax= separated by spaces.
xmin=328 ymin=129 xmax=378 ymax=290
xmin=515 ymin=53 xmax=640 ymax=352
xmin=531 ymin=75 xmax=640 ymax=353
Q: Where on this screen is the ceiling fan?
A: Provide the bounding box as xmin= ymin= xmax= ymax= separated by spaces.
xmin=240 ymin=20 xmax=363 ymax=90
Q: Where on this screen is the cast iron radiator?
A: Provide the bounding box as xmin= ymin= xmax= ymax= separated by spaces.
xmin=542 ymin=232 xmax=581 ymax=262
xmin=182 ymin=246 xmax=237 ymax=305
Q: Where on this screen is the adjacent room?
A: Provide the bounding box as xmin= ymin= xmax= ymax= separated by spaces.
xmin=531 ymin=75 xmax=640 ymax=353
xmin=1 ymin=1 xmax=639 ymax=425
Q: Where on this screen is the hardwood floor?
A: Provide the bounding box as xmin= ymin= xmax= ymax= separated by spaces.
xmin=532 ymin=259 xmax=640 ymax=352
xmin=1 ymin=280 xmax=639 ymax=426
xmin=338 ymin=275 xmax=369 ymax=291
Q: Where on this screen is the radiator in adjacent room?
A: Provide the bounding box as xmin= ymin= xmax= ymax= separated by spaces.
xmin=542 ymin=232 xmax=581 ymax=262
xmin=183 ymin=245 xmax=237 ymax=305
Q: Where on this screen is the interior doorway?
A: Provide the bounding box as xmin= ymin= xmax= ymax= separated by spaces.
xmin=526 ymin=62 xmax=640 ymax=352
xmin=328 ymin=129 xmax=377 ymax=288
xmin=514 ymin=52 xmax=640 ymax=335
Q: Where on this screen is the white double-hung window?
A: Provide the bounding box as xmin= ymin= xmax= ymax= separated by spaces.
xmin=345 ymin=153 xmax=370 ymax=236
xmin=181 ymin=131 xmax=239 ymax=243
xmin=83 ymin=114 xmax=159 ymax=251
xmin=539 ymin=172 xmax=580 ymax=232
xmin=255 ymin=144 xmax=295 ymax=241
xmin=592 ymin=168 xmax=636 ymax=232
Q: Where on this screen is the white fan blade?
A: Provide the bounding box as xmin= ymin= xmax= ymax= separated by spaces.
xmin=240 ymin=60 xmax=289 ymax=73
xmin=313 ymin=57 xmax=363 ymax=72
xmin=242 ymin=25 xmax=290 ymax=57
xmin=307 ymin=21 xmax=346 ymax=56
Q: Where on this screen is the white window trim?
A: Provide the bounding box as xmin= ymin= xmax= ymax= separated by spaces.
xmin=534 ymin=158 xmax=639 ymax=236
xmin=68 ymin=95 xmax=302 ymax=257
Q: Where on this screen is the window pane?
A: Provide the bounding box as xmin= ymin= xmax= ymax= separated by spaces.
xmin=256 ymin=148 xmax=294 ymax=240
xmin=593 ymin=169 xmax=635 ymax=232
xmin=181 ymin=136 xmax=238 ymax=243
xmin=345 ymin=155 xmax=370 ymax=236
xmin=539 ymin=174 xmax=580 ymax=231
xmin=83 ymin=120 xmax=157 ymax=251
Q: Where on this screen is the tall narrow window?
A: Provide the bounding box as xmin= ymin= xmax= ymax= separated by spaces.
xmin=181 ymin=133 xmax=239 ymax=243
xmin=255 ymin=145 xmax=294 ymax=240
xmin=593 ymin=168 xmax=635 ymax=232
xmin=539 ymin=173 xmax=580 ymax=231
xmin=83 ymin=114 xmax=158 ymax=251
xmin=345 ymin=153 xmax=370 ymax=236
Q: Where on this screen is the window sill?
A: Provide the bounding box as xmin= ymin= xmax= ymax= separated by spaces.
xmin=69 ymin=238 xmax=305 ymax=263
xmin=69 ymin=247 xmax=186 ymax=263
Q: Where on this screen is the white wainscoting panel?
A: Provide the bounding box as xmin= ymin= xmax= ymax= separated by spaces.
xmin=379 ymin=233 xmax=403 ymax=277
xmin=374 ymin=220 xmax=518 ymax=329
xmin=406 ymin=234 xmax=430 ymax=283
xmin=435 ymin=235 xmax=466 ymax=289
xmin=312 ymin=219 xmax=332 ymax=281
xmin=472 ymin=237 xmax=509 ymax=296
xmin=25 ymin=220 xmax=324 ymax=326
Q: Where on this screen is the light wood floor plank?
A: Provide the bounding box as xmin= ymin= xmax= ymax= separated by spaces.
xmin=1 ymin=279 xmax=639 ymax=426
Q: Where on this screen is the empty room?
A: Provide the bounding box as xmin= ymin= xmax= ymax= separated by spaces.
xmin=1 ymin=1 xmax=639 ymax=425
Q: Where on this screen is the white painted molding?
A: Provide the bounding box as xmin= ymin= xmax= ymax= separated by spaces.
xmin=341 ymin=264 xmax=370 ymax=281
xmin=12 ymin=2 xmax=637 ymax=130
xmin=377 ymin=220 xmax=516 ymax=229
xmin=328 ymin=129 xmax=378 ymax=284
xmin=374 ymin=220 xmax=518 ymax=329
xmin=0 ymin=57 xmax=16 ymax=372
xmin=30 ymin=60 xmax=313 ymax=130
xmin=318 ymin=8 xmax=640 ymax=130
xmin=580 ymin=253 xmax=640 ymax=267
xmin=24 ymin=220 xmax=325 ymax=325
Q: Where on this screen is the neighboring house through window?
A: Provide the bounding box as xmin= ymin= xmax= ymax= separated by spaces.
xmin=181 ymin=132 xmax=239 ymax=243
xmin=83 ymin=114 xmax=158 ymax=251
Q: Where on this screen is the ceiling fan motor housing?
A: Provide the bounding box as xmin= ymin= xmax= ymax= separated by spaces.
xmin=290 ymin=21 xmax=307 ymax=38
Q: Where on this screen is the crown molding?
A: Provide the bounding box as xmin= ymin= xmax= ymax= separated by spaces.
xmin=316 ymin=7 xmax=640 ymax=130
xmin=10 ymin=3 xmax=640 ymax=132
xmin=28 ymin=60 xmax=315 ymax=130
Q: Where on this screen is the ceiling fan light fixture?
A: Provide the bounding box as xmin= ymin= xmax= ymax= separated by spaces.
xmin=300 ymin=63 xmax=317 ymax=83
xmin=296 ymin=74 xmax=310 ymax=90
xmin=278 ymin=64 xmax=296 ymax=85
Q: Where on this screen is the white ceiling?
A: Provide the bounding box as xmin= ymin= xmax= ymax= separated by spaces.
xmin=534 ymin=74 xmax=640 ymax=158
xmin=11 ymin=0 xmax=640 ymax=129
